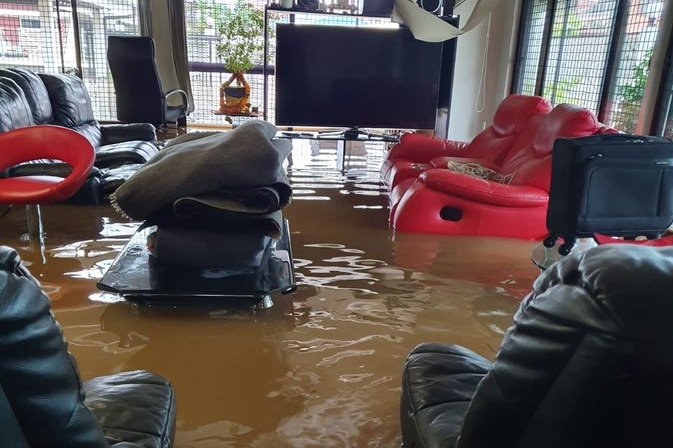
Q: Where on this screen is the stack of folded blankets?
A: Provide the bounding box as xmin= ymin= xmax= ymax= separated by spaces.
xmin=110 ymin=120 xmax=292 ymax=268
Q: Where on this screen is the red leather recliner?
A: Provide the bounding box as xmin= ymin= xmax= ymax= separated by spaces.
xmin=381 ymin=94 xmax=553 ymax=191
xmin=391 ymin=104 xmax=617 ymax=239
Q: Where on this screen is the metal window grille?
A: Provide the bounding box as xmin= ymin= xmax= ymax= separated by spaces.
xmin=513 ymin=0 xmax=549 ymax=95
xmin=543 ymin=0 xmax=616 ymax=111
xmin=185 ymin=0 xmax=270 ymax=126
xmin=513 ymin=0 xmax=667 ymax=134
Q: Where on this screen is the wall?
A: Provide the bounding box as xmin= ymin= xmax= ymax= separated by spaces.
xmin=447 ymin=0 xmax=522 ymax=141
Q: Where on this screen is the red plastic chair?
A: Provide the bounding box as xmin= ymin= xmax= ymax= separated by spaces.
xmin=0 ymin=126 xmax=95 ymax=255
xmin=0 ymin=125 xmax=95 ymax=205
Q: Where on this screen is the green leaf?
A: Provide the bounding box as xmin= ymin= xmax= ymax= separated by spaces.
xmin=213 ymin=0 xmax=266 ymax=73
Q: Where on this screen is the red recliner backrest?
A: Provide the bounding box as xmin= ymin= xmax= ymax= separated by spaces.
xmin=385 ymin=95 xmax=552 ymax=166
xmin=463 ymin=94 xmax=553 ymax=163
xmin=502 ymin=104 xmax=605 ymax=190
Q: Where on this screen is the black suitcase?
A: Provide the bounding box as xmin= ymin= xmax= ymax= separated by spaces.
xmin=545 ymin=133 xmax=673 ymax=255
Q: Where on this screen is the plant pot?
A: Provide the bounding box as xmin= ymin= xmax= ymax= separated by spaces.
xmin=215 ymin=72 xmax=251 ymax=116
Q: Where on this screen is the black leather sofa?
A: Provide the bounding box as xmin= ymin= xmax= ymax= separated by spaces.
xmin=0 ymin=68 xmax=160 ymax=204
xmin=401 ymin=244 xmax=673 ymax=448
xmin=0 ymin=245 xmax=176 ymax=447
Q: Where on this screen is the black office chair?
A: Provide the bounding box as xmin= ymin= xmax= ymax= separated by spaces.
xmin=107 ymin=36 xmax=189 ymax=129
xmin=361 ymin=0 xmax=394 ymax=17
xmin=401 ymin=244 xmax=673 ymax=448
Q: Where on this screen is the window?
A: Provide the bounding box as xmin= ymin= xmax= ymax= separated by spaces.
xmin=0 ymin=0 xmax=139 ymax=121
xmin=513 ymin=0 xmax=667 ymax=134
xmin=185 ymin=0 xmax=393 ymax=126
xmin=185 ymin=0 xmax=268 ymax=126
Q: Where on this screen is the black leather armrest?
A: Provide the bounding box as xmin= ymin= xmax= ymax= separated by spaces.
xmin=84 ymin=370 xmax=176 ymax=448
xmin=95 ymin=141 xmax=159 ymax=169
xmin=100 ymin=123 xmax=157 ymax=145
xmin=401 ymin=343 xmax=491 ymax=448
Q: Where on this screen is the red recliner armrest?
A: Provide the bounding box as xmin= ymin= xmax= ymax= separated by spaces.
xmin=420 ymin=169 xmax=549 ymax=208
xmin=387 ymin=134 xmax=470 ymax=163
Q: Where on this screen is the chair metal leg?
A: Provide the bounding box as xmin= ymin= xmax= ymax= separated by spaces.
xmin=24 ymin=204 xmax=46 ymax=263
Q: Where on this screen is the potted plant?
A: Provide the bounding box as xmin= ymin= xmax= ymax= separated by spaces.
xmin=214 ymin=0 xmax=265 ymax=116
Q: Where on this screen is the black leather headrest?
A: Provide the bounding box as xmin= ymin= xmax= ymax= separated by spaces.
xmin=0 ymin=68 xmax=53 ymax=125
xmin=0 ymin=77 xmax=33 ymax=133
xmin=38 ymin=73 xmax=96 ymax=128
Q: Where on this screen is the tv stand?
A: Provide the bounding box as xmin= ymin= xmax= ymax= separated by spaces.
xmin=276 ymin=129 xmax=399 ymax=172
xmin=317 ymin=127 xmax=398 ymax=142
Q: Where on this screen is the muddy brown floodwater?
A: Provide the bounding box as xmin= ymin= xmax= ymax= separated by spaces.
xmin=0 ymin=139 xmax=540 ymax=447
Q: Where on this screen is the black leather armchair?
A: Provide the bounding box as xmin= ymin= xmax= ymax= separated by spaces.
xmin=107 ymin=36 xmax=189 ymax=129
xmin=401 ymin=244 xmax=673 ymax=448
xmin=0 ymin=68 xmax=161 ymax=203
xmin=0 ymin=245 xmax=177 ymax=447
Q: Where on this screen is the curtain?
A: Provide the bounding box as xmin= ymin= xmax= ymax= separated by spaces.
xmin=137 ymin=0 xmax=195 ymax=113
xmin=168 ymin=0 xmax=195 ymax=113
xmin=138 ymin=0 xmax=153 ymax=36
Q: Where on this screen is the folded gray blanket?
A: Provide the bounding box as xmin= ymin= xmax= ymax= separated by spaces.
xmin=174 ymin=184 xmax=291 ymax=215
xmin=172 ymin=202 xmax=284 ymax=239
xmin=150 ymin=227 xmax=271 ymax=268
xmin=111 ymin=120 xmax=292 ymax=221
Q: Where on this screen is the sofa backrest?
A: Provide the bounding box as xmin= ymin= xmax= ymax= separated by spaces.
xmin=462 ymin=94 xmax=553 ymax=163
xmin=0 ymin=77 xmax=33 ymax=133
xmin=0 ymin=68 xmax=53 ymax=125
xmin=500 ymin=104 xmax=610 ymax=190
xmin=38 ymin=73 xmax=102 ymax=148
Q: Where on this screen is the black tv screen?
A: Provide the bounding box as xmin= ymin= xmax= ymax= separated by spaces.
xmin=275 ymin=24 xmax=443 ymax=130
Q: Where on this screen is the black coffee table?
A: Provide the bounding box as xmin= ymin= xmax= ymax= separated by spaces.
xmin=97 ymin=219 xmax=296 ymax=307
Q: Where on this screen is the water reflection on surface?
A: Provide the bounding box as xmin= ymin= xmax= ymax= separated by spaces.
xmin=0 ymin=139 xmax=540 ymax=447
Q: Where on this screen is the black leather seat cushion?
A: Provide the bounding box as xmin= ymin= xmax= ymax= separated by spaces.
xmin=84 ymin=370 xmax=176 ymax=448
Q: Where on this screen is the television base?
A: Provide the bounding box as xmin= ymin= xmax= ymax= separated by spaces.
xmin=317 ymin=127 xmax=399 ymax=142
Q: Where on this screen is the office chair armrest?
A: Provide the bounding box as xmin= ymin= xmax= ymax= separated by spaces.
xmin=100 ymin=123 xmax=157 ymax=145
xmin=166 ymin=89 xmax=189 ymax=107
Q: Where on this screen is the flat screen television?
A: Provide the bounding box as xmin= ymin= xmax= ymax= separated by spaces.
xmin=275 ymin=24 xmax=443 ymax=131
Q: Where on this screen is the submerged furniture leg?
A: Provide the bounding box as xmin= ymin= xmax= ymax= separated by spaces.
xmin=337 ymin=141 xmax=345 ymax=171
xmin=25 ymin=204 xmax=46 ymax=263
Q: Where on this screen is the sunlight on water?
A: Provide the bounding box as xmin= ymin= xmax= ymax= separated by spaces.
xmin=0 ymin=139 xmax=540 ymax=447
